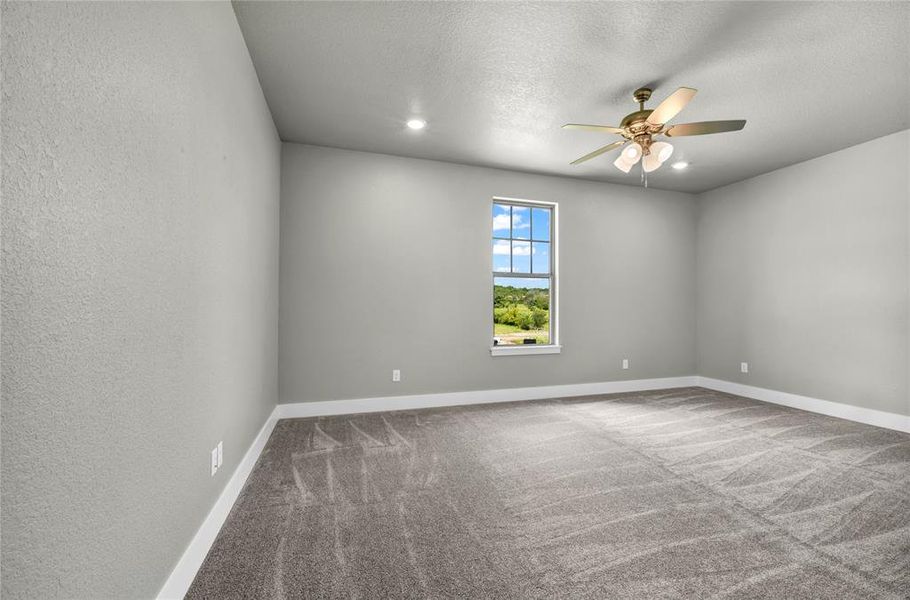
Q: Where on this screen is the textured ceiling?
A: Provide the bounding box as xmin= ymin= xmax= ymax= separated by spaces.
xmin=232 ymin=1 xmax=910 ymax=193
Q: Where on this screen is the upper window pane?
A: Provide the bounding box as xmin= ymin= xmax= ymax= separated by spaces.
xmin=492 ymin=240 xmax=510 ymax=272
xmin=531 ymin=208 xmax=550 ymax=241
xmin=532 ymin=242 xmax=550 ymax=274
xmin=512 ymin=241 xmax=531 ymax=272
xmin=511 ymin=206 xmax=530 ymax=240
xmin=492 ymin=204 xmax=510 ymax=237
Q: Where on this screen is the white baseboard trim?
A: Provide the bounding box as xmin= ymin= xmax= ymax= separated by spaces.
xmin=157 ymin=407 xmax=280 ymax=600
xmin=276 ymin=376 xmax=699 ymax=419
xmin=696 ymin=377 xmax=910 ymax=433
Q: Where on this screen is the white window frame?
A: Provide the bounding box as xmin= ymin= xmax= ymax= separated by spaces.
xmin=490 ymin=196 xmax=560 ymax=356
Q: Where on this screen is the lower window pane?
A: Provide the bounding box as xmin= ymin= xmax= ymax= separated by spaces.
xmin=493 ymin=277 xmax=550 ymax=346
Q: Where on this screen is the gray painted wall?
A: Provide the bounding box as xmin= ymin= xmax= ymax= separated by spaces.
xmin=279 ymin=143 xmax=697 ymax=403
xmin=1 ymin=2 xmax=905 ymax=595
xmin=1 ymin=3 xmax=280 ymax=598
xmin=697 ymin=130 xmax=910 ymax=417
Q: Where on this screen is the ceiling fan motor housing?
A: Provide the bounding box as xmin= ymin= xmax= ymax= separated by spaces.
xmin=620 ymin=110 xmax=661 ymax=154
xmin=620 ymin=110 xmax=654 ymax=128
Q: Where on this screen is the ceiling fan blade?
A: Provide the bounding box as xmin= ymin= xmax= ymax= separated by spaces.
xmin=665 ymin=120 xmax=746 ymax=137
xmin=646 ymin=87 xmax=697 ymax=125
xmin=562 ymin=123 xmax=624 ymax=134
xmin=570 ymin=140 xmax=626 ymax=165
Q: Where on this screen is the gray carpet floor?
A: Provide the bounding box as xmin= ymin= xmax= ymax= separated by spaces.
xmin=186 ymin=387 xmax=910 ymax=599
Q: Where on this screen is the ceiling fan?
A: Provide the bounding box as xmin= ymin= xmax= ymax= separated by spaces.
xmin=563 ymin=87 xmax=746 ymax=174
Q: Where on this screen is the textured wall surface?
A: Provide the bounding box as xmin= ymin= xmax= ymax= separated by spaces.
xmin=1 ymin=3 xmax=280 ymax=598
xmin=279 ymin=143 xmax=696 ymax=403
xmin=697 ymin=130 xmax=910 ymax=416
xmin=1 ymin=1 xmax=905 ymax=597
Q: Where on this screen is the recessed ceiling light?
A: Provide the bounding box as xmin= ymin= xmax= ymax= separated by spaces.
xmin=406 ymin=119 xmax=426 ymax=130
xmin=671 ymin=161 xmax=689 ymax=170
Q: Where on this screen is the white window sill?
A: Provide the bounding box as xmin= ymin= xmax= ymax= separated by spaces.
xmin=490 ymin=344 xmax=562 ymax=356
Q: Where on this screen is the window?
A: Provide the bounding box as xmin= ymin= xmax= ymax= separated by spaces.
xmin=491 ymin=198 xmax=559 ymax=355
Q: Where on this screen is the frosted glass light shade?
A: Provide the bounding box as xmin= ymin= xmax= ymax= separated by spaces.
xmin=650 ymin=141 xmax=674 ymax=163
xmin=613 ymin=154 xmax=634 ymax=173
xmin=622 ymin=143 xmax=642 ymax=163
xmin=642 ymin=152 xmax=662 ymax=173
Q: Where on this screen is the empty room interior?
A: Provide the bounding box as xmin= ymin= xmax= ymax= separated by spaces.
xmin=2 ymin=1 xmax=910 ymax=599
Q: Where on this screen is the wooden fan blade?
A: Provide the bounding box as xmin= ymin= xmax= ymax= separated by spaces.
xmin=665 ymin=120 xmax=746 ymax=137
xmin=570 ymin=140 xmax=626 ymax=165
xmin=562 ymin=123 xmax=624 ymax=134
xmin=646 ymin=87 xmax=697 ymax=125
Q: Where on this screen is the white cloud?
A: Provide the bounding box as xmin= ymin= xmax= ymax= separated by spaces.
xmin=493 ymin=211 xmax=531 ymax=232
xmin=492 ymin=214 xmax=511 ymax=231
xmin=512 ymin=243 xmax=531 ymax=256
xmin=495 ymin=240 xmax=539 ymax=256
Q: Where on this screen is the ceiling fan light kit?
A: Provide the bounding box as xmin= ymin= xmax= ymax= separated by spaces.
xmin=613 ymin=154 xmax=635 ymax=173
xmin=563 ymin=86 xmax=746 ymax=182
xmin=622 ymin=143 xmax=642 ymax=162
xmin=642 ymin=152 xmax=662 ymax=173
xmin=651 ymin=141 xmax=674 ymax=163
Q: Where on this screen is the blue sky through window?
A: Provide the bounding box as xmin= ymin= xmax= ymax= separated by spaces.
xmin=531 ymin=208 xmax=550 ymax=240
xmin=493 ymin=203 xmax=551 ymax=275
xmin=511 ymin=206 xmax=530 ymax=239
xmin=532 ymin=242 xmax=550 ymax=274
xmin=492 ymin=204 xmax=510 ymax=235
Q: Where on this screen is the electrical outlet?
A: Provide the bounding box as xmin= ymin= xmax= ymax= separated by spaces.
xmin=392 ymin=369 xmax=401 ymax=382
xmin=622 ymin=358 xmax=629 ymax=370
xmin=217 ymin=441 xmax=223 ymax=468
xmin=211 ymin=447 xmax=219 ymax=476
xmin=741 ymin=362 xmax=749 ymax=374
